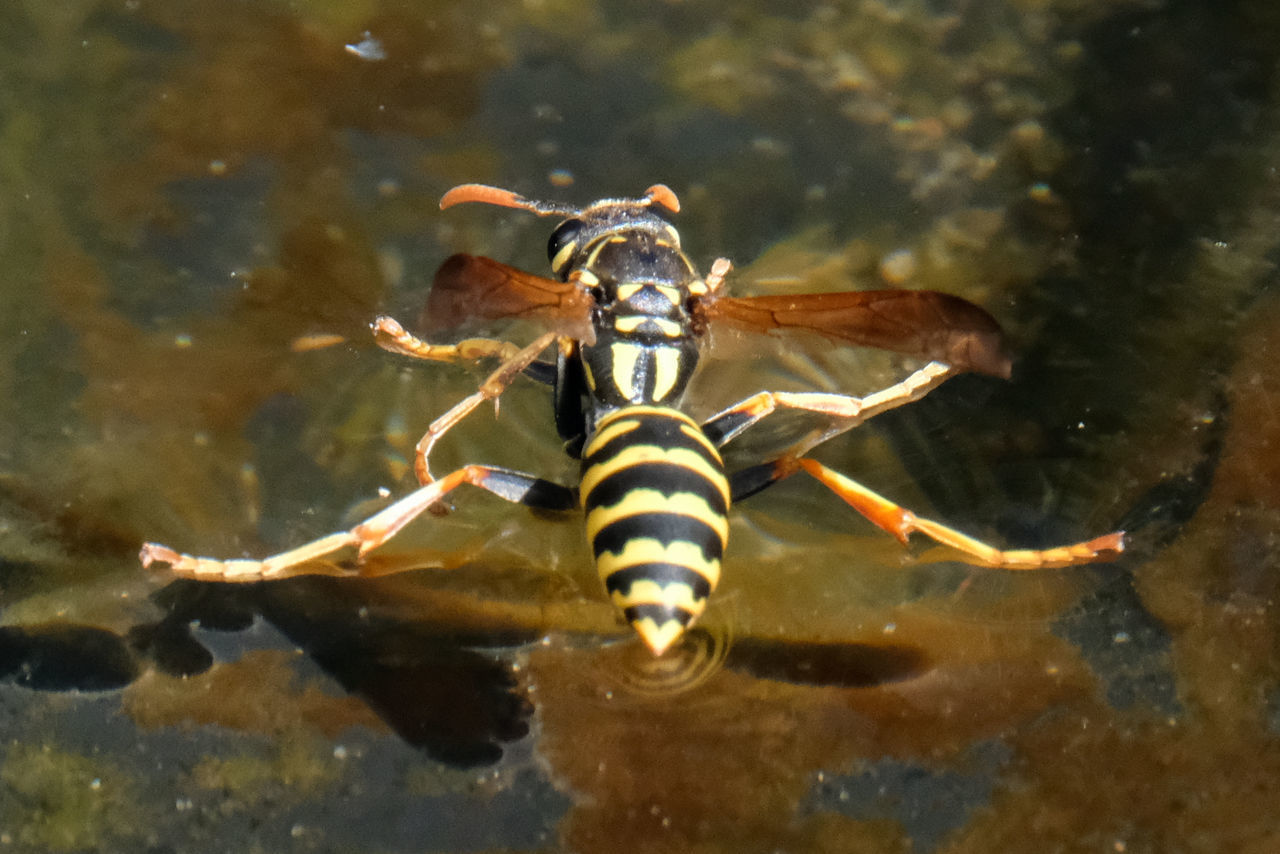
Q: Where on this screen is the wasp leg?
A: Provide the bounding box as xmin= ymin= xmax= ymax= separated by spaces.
xmin=139 ymin=465 xmax=577 ymax=582
xmin=703 ymin=257 xmax=732 ymax=295
xmin=732 ymin=456 xmax=1124 ymax=569
xmin=372 ymin=315 xmax=524 ymax=364
xmin=374 ymin=315 xmax=557 ymax=385
xmin=411 ymin=330 xmax=560 ymax=486
xmin=374 ymin=317 xmax=559 ymax=487
xmin=703 ymin=361 xmax=957 ymax=451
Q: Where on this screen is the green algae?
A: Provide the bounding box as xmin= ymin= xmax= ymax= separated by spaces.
xmin=0 ymin=744 xmax=144 ymax=852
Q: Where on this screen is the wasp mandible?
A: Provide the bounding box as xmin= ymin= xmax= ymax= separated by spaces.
xmin=141 ymin=183 xmax=1125 ymax=656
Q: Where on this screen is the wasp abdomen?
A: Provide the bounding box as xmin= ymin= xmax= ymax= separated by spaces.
xmin=581 ymin=405 xmax=729 ymax=655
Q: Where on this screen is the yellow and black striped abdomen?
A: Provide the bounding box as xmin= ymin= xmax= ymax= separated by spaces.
xmin=581 ymin=405 xmax=729 ymax=655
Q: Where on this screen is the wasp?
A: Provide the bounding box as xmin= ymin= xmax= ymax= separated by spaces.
xmin=141 ymin=183 xmax=1125 ymax=655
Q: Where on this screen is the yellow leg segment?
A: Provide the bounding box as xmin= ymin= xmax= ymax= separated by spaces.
xmin=371 ymin=315 xmax=521 ymax=363
xmin=792 ymin=457 xmax=1125 ymax=569
xmin=410 ymin=331 xmax=560 ymax=486
xmin=140 ymin=465 xmax=534 ymax=582
xmin=371 ymin=317 xmax=558 ymax=490
xmin=706 ymin=361 xmax=958 ymax=451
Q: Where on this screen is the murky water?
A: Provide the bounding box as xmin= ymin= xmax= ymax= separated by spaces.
xmin=2 ymin=1 xmax=1279 ymax=851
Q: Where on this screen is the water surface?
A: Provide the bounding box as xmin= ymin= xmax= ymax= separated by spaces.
xmin=2 ymin=1 xmax=1278 ymax=851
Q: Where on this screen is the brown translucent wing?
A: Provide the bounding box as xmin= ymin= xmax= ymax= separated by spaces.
xmin=698 ymin=290 xmax=1011 ymax=378
xmin=422 ymin=254 xmax=596 ymax=345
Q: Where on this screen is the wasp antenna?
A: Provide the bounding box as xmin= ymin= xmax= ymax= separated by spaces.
xmin=643 ymin=184 xmax=681 ymax=214
xmin=440 ymin=184 xmax=532 ymax=211
xmin=439 ymin=183 xmax=578 ymax=216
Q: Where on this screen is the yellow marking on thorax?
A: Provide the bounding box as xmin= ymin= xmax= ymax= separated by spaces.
xmin=614 ymin=282 xmax=683 ymax=307
xmin=581 ymin=445 xmax=729 ymax=507
xmin=615 ymin=283 xmax=644 ymax=301
xmin=572 ymin=268 xmax=599 ymax=287
xmin=650 ymin=347 xmax=682 ymax=401
xmin=595 ymin=539 xmax=722 ymax=587
xmin=585 ymin=240 xmax=610 ymax=269
xmin=613 ymin=316 xmax=683 ymax=337
xmin=585 ymin=488 xmax=729 ymax=546
xmin=654 ymin=285 xmax=682 ymax=304
xmin=609 ymin=342 xmax=643 ymax=400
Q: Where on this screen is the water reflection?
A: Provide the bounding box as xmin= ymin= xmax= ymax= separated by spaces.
xmin=3 ymin=0 xmax=1280 ymax=851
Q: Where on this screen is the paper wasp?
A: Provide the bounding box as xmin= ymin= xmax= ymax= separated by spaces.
xmin=141 ymin=182 xmax=1125 ymax=656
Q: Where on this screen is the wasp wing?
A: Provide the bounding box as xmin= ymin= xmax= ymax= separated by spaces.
xmin=422 ymin=254 xmax=596 ymax=344
xmin=697 ymin=290 xmax=1011 ymax=378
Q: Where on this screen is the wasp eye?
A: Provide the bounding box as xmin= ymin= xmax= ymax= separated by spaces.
xmin=547 ymin=218 xmax=584 ymax=274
